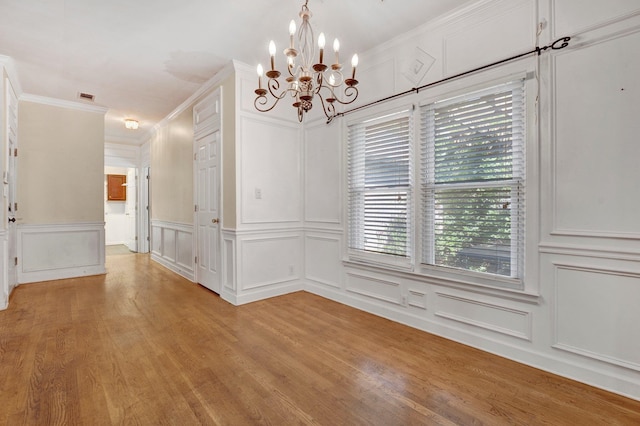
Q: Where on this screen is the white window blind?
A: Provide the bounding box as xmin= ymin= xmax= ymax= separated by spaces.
xmin=421 ymin=81 xmax=525 ymax=278
xmin=348 ymin=111 xmax=412 ymax=258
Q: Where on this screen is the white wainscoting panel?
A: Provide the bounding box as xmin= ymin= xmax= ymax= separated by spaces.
xmin=213 ymin=230 xmax=304 ymax=306
xmin=222 ymin=232 xmax=236 ymax=292
xmin=554 ymin=263 xmax=640 ymax=371
xmin=305 ymin=233 xmax=341 ymax=289
xmin=407 ymin=288 xmax=428 ymax=310
xmin=304 ymin=122 xmax=342 ymax=224
xmin=239 ymin=234 xmax=302 ymax=290
xmin=151 ymin=225 xmax=162 ymax=255
xmin=17 ymin=223 xmax=105 ymax=284
xmin=0 ymin=231 xmax=7 ymax=310
xmin=552 ymin=31 xmax=640 ymax=239
xmin=345 ymin=271 xmax=403 ymax=306
xmin=435 ymin=292 xmax=532 ymax=341
xmin=163 ymin=228 xmax=176 ymax=262
xmin=239 ymin=115 xmax=302 ymax=225
xmin=150 ymin=220 xmax=194 ymax=281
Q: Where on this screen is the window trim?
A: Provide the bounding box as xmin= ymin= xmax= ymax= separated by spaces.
xmin=420 ymin=79 xmax=526 ymax=283
xmin=343 ymin=66 xmax=539 ymax=295
xmin=345 ymin=105 xmax=415 ymax=270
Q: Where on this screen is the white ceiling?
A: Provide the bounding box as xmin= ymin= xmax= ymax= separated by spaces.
xmin=0 ymin=0 xmax=471 ymax=143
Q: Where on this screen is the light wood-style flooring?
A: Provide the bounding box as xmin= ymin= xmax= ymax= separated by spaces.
xmin=1 ymin=254 xmax=639 ymax=425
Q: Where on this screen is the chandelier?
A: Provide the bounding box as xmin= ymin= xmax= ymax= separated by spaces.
xmin=254 ymin=0 xmax=359 ymax=123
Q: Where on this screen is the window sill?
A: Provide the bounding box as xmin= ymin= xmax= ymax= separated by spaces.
xmin=342 ymin=259 xmax=541 ymax=305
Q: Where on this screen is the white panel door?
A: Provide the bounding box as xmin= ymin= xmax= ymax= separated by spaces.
xmin=6 ymin=78 xmax=17 ymax=291
xmin=195 ymin=129 xmax=221 ymax=293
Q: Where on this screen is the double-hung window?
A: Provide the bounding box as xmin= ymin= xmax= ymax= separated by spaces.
xmin=348 ymin=110 xmax=413 ymax=261
xmin=421 ymin=81 xmax=525 ymax=279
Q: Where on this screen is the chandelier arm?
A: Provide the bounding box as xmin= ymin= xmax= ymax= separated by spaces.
xmin=254 ymin=78 xmax=296 ymax=113
xmin=329 ymin=85 xmax=359 ymax=106
xmin=254 ymin=94 xmax=282 ymax=113
xmin=267 ymin=78 xmax=285 ymax=99
xmin=315 ymin=72 xmax=323 ymax=93
xmin=316 ymin=92 xmax=336 ymax=122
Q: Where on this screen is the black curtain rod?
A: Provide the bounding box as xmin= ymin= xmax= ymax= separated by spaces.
xmin=335 ymin=36 xmax=571 ymax=119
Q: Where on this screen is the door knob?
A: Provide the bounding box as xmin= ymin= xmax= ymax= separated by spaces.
xmin=212 ymin=218 xmax=219 ymax=224
xmin=8 ymin=217 xmax=16 ymax=223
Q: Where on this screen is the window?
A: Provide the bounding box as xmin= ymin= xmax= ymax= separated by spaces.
xmin=348 ymin=110 xmax=413 ymax=260
xmin=421 ymin=81 xmax=525 ymax=278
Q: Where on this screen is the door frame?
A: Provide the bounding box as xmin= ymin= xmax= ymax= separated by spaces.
xmin=139 ymin=166 xmax=150 ymax=254
xmin=193 ymin=88 xmax=223 ymax=292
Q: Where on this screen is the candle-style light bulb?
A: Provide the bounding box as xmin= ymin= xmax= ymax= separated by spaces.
xmin=257 ymin=64 xmax=264 ymax=89
xmin=351 ymin=54 xmax=359 ymax=79
xmin=318 ymin=32 xmax=325 ymax=64
xmin=333 ymin=38 xmax=340 ymax=65
xmin=329 ymin=74 xmax=335 ymax=86
xmin=289 ymin=20 xmax=296 ymax=49
xmin=269 ymin=40 xmax=276 ymax=70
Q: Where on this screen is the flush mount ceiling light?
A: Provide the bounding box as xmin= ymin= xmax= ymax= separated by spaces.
xmin=254 ymin=0 xmax=359 ymax=123
xmin=124 ymin=119 xmax=139 ymax=130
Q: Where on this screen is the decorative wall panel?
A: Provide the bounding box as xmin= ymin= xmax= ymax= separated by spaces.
xmin=435 ymin=292 xmax=532 ymax=340
xmin=17 ymin=223 xmax=105 ymax=283
xmin=552 ymin=31 xmax=640 ymax=239
xmin=150 ymin=220 xmax=194 ymax=281
xmin=345 ymin=271 xmax=402 ymax=305
xmin=305 ymin=234 xmax=341 ymax=289
xmin=554 ymin=263 xmax=640 ymax=370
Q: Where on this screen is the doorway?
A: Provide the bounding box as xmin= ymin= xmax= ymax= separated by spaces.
xmin=105 ymin=166 xmax=137 ymax=252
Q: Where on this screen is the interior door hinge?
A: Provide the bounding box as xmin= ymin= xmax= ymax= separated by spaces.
xmin=194 ymin=256 xmax=198 ymax=264
xmin=195 ymin=205 xmax=198 ymax=212
xmin=194 ymin=153 xmax=197 ymax=161
xmin=14 ymin=148 xmax=17 ymax=156
xmin=14 ymin=257 xmax=18 ymax=266
xmin=146 ymin=236 xmax=150 ymax=241
xmin=135 ymin=236 xmax=138 ymax=240
xmin=14 ymin=202 xmax=17 ymax=211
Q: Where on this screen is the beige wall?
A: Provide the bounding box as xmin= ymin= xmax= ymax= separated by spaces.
xmin=221 ymin=74 xmax=236 ymax=229
xmin=150 ymin=107 xmax=194 ymax=224
xmin=150 ymin=74 xmax=236 ymax=228
xmin=17 ymin=101 xmax=104 ymax=224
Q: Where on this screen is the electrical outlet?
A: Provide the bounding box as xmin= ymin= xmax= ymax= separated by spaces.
xmin=255 ymin=188 xmax=262 ymax=199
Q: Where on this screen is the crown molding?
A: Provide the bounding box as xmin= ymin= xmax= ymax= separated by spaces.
xmin=140 ymin=60 xmax=238 ymax=143
xmin=20 ymin=93 xmax=109 ymax=115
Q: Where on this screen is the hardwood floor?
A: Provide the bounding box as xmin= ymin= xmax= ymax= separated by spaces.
xmin=1 ymin=254 xmax=638 ymax=425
